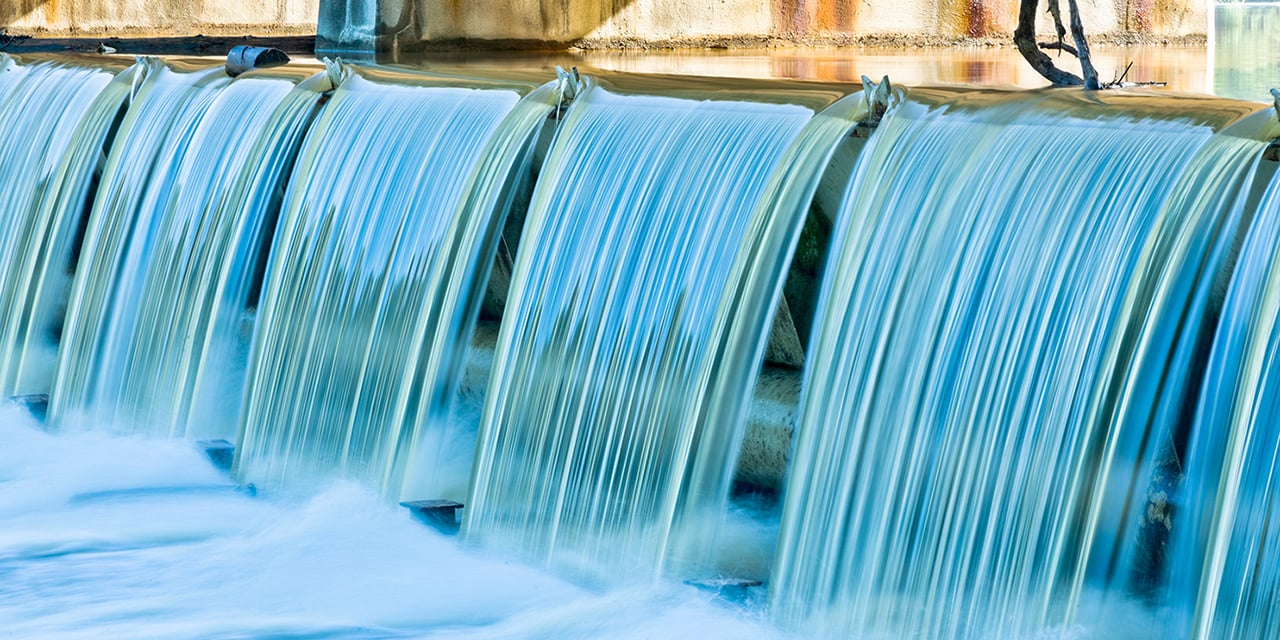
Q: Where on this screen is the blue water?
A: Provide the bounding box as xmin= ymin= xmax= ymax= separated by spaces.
xmin=770 ymin=91 xmax=1275 ymax=637
xmin=48 ymin=61 xmax=324 ymax=441
xmin=236 ymin=70 xmax=548 ymax=500
xmin=0 ymin=408 xmax=787 ymax=639
xmin=6 ymin=51 xmax=1280 ymax=640
xmin=464 ymin=82 xmax=823 ymax=580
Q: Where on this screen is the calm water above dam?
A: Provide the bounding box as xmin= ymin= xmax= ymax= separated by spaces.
xmin=411 ymin=45 xmax=1210 ymax=93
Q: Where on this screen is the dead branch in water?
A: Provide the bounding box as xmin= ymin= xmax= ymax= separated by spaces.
xmin=1014 ymin=0 xmax=1082 ymax=86
xmin=1038 ymin=41 xmax=1079 ymax=57
xmin=1065 ymin=0 xmax=1100 ymax=89
xmin=1015 ymin=0 xmax=1099 ymax=89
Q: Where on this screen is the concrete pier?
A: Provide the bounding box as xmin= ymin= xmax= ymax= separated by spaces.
xmin=312 ymin=0 xmax=1204 ymax=53
xmin=0 ymin=0 xmax=1207 ymax=56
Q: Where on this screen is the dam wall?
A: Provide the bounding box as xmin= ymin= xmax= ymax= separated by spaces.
xmin=2 ymin=0 xmax=317 ymax=36
xmin=4 ymin=0 xmax=1205 ymax=46
xmin=414 ymin=0 xmax=1204 ymax=45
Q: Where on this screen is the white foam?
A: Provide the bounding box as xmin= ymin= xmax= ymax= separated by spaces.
xmin=0 ymin=410 xmax=789 ymax=639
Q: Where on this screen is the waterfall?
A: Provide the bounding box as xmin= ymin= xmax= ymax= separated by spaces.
xmin=49 ymin=60 xmax=231 ymax=427
xmin=44 ymin=60 xmax=330 ymax=439
xmin=235 ymin=68 xmax=558 ymax=497
xmin=1083 ymin=108 xmax=1280 ymax=632
xmin=463 ymin=80 xmax=858 ymax=578
xmin=104 ymin=69 xmax=328 ymax=440
xmin=1175 ymin=160 xmax=1280 ymax=639
xmin=0 ymin=56 xmax=136 ymax=397
xmin=769 ymin=90 xmax=1273 ymax=637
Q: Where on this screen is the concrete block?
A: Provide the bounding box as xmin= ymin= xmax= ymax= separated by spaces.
xmin=401 ymin=498 xmax=463 ymax=533
xmin=686 ymin=577 xmax=764 ymax=603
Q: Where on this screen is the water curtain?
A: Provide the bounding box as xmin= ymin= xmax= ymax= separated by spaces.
xmin=1176 ymin=150 xmax=1280 ymax=639
xmin=236 ymin=67 xmax=559 ymax=498
xmin=46 ymin=61 xmax=331 ymax=439
xmin=5 ymin=52 xmax=1280 ymax=638
xmin=0 ymin=56 xmax=137 ymax=396
xmin=464 ymin=79 xmax=861 ymax=578
xmin=771 ymin=90 xmax=1269 ymax=637
xmin=50 ymin=59 xmax=231 ymax=427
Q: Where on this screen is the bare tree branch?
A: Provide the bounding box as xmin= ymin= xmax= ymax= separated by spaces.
xmin=1066 ymin=0 xmax=1100 ymax=89
xmin=1038 ymin=41 xmax=1079 ymax=57
xmin=1114 ymin=61 xmax=1134 ymax=85
xmin=1014 ymin=0 xmax=1083 ymax=86
xmin=1047 ymin=0 xmax=1068 ymax=45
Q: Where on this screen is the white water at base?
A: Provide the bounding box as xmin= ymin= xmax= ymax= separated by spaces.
xmin=0 ymin=408 xmax=786 ymax=640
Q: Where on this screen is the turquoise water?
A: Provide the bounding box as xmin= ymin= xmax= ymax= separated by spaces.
xmin=0 ymin=55 xmax=132 ymax=397
xmin=1175 ymin=153 xmax=1280 ymax=638
xmin=4 ymin=50 xmax=1280 ymax=639
xmin=234 ymin=70 xmax=531 ymax=496
xmin=769 ymin=88 xmax=1276 ymax=637
xmin=48 ymin=60 xmax=326 ymax=440
xmin=463 ymin=84 xmax=817 ymax=579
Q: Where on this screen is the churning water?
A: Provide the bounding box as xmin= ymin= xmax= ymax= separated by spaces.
xmin=0 ymin=408 xmax=786 ymax=639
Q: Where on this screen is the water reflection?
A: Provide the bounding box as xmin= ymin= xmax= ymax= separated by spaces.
xmin=400 ymin=45 xmax=1214 ymax=93
xmin=1212 ymin=3 xmax=1280 ymax=102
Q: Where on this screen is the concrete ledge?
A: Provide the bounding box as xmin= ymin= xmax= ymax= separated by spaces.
xmin=196 ymin=440 xmax=236 ymax=473
xmin=401 ymin=499 xmax=464 ymax=533
xmin=0 ymin=31 xmax=1204 ymax=56
xmin=686 ymin=577 xmax=764 ymax=603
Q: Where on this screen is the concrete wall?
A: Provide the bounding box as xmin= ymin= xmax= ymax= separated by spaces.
xmin=409 ymin=0 xmax=1205 ymax=45
xmin=2 ymin=0 xmax=317 ymax=35
xmin=417 ymin=0 xmax=773 ymax=42
xmin=3 ymin=0 xmax=1204 ymax=43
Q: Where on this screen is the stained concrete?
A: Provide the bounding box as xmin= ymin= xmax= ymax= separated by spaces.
xmin=3 ymin=0 xmax=317 ymax=36
xmin=411 ymin=0 xmax=1205 ymax=44
xmin=3 ymin=0 xmax=1203 ymax=47
xmin=323 ymin=0 xmax=1206 ymax=52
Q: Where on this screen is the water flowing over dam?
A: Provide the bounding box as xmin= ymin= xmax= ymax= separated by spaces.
xmin=768 ymin=90 xmax=1273 ymax=637
xmin=236 ymin=68 xmax=551 ymax=496
xmin=3 ymin=51 xmax=1280 ymax=637
xmin=464 ymin=79 xmax=836 ymax=577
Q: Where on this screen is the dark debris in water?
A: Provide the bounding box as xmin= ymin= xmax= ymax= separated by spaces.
xmin=196 ymin=439 xmax=236 ymax=473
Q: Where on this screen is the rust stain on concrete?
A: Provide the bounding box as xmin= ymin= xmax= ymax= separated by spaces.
xmin=814 ymin=0 xmax=856 ymax=33
xmin=4 ymin=0 xmax=1206 ymax=43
